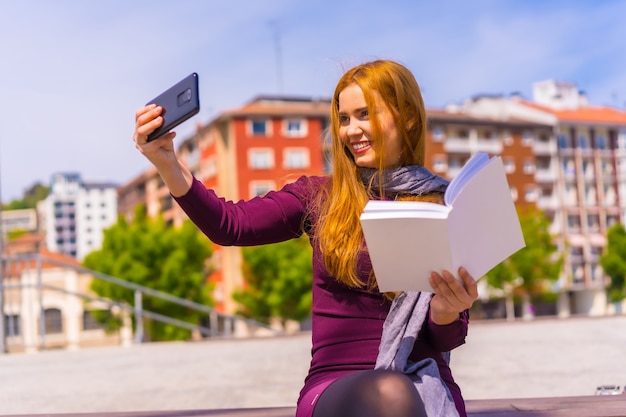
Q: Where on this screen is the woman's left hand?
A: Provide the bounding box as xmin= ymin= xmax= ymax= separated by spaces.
xmin=428 ymin=267 xmax=478 ymax=325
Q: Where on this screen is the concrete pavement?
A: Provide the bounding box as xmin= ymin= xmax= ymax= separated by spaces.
xmin=1 ymin=315 xmax=625 ymax=414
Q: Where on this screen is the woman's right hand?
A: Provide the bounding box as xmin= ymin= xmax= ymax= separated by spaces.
xmin=132 ymin=104 xmax=193 ymax=197
xmin=133 ymin=104 xmax=178 ymax=169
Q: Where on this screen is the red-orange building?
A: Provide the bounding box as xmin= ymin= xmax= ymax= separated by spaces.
xmin=119 ymin=96 xmax=331 ymax=313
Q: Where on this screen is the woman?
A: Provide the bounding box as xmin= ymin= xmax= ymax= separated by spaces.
xmin=134 ymin=59 xmax=478 ymax=417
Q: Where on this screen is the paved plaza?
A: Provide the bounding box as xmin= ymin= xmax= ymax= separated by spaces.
xmin=1 ymin=315 xmax=625 ymax=414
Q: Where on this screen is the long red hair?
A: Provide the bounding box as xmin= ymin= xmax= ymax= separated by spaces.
xmin=315 ymin=60 xmax=428 ymax=289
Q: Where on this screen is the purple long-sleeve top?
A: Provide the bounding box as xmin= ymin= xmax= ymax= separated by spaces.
xmin=174 ymin=175 xmax=469 ymax=417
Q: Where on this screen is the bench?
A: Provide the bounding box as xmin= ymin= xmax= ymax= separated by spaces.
xmin=4 ymin=395 xmax=625 ymax=417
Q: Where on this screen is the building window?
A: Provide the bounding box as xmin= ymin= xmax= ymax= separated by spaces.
xmin=432 ymin=155 xmax=447 ymax=173
xmin=44 ymin=308 xmax=63 ymax=334
xmin=571 ymin=264 xmax=584 ymax=284
xmin=584 ymin=185 xmax=597 ymax=205
xmin=249 ymin=149 xmax=274 ymax=169
xmin=537 ymin=132 xmax=550 ymax=144
xmin=4 ymin=314 xmax=20 ymax=336
xmin=502 ymin=130 xmax=513 ymax=146
xmin=596 ymin=135 xmax=606 ymax=149
xmin=521 ymin=131 xmax=533 ymax=146
xmin=503 ymin=158 xmax=516 ymax=174
xmin=603 ymin=185 xmax=617 ymax=205
xmin=607 ymin=214 xmax=619 ymax=228
xmin=600 ymin=159 xmax=614 ymax=177
xmin=432 ymin=127 xmax=445 ymax=142
xmin=590 ymin=245 xmax=603 ymax=258
xmin=250 ymin=181 xmax=276 ymax=197
xmin=83 ymin=310 xmax=109 ymax=331
xmin=523 ymin=160 xmax=535 ymax=174
xmin=578 ymin=134 xmax=588 ymax=149
xmin=590 ymin=263 xmax=603 ymax=282
xmin=587 ymin=214 xmax=600 ymax=232
xmin=478 ymin=129 xmax=494 ymax=140
xmin=284 ymin=148 xmax=310 ymax=169
xmin=283 ymin=119 xmax=307 ymax=137
xmin=250 ymin=120 xmax=269 ymax=136
xmin=569 ymin=245 xmax=583 ymax=261
xmin=456 ymin=129 xmax=469 ymax=139
xmin=618 ymin=129 xmax=626 ymax=149
xmin=567 ymin=214 xmax=581 ymax=232
xmin=562 ymin=158 xmax=576 ymax=177
xmin=557 ymin=134 xmax=569 ymax=149
xmin=524 ymin=186 xmax=538 ymax=202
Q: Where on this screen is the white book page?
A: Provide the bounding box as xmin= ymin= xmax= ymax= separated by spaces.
xmin=445 ymin=152 xmax=489 ymax=206
xmin=361 ymin=200 xmax=450 ymax=220
xmin=361 ymin=216 xmax=453 ymax=292
xmin=447 ymin=157 xmax=525 ymax=279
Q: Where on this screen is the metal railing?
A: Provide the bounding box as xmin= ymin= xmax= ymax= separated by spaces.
xmin=0 ymin=253 xmax=280 ymax=353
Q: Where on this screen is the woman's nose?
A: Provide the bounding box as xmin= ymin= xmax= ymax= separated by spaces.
xmin=347 ymin=120 xmax=363 ymax=136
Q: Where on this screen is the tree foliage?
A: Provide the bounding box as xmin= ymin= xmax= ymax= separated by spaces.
xmin=3 ymin=182 xmax=49 ymax=210
xmin=83 ymin=205 xmax=214 ymax=341
xmin=485 ymin=206 xmax=563 ymax=298
xmin=233 ymin=236 xmax=313 ymax=325
xmin=600 ymin=223 xmax=626 ymax=303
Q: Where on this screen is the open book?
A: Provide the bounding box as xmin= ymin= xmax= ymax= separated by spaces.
xmin=360 ymin=152 xmax=525 ymax=293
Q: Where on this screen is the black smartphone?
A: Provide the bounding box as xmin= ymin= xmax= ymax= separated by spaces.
xmin=146 ymin=72 xmax=200 ymax=142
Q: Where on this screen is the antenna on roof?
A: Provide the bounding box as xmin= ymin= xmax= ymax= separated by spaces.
xmin=269 ymin=20 xmax=283 ymax=95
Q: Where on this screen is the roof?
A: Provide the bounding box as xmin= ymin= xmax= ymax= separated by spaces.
xmin=427 ymin=108 xmax=551 ymax=128
xmin=218 ymin=95 xmax=331 ymax=119
xmin=3 ymin=232 xmax=82 ymax=277
xmin=519 ymin=100 xmax=626 ymax=125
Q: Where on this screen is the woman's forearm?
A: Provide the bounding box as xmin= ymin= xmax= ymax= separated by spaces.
xmin=155 ymin=158 xmax=193 ymax=197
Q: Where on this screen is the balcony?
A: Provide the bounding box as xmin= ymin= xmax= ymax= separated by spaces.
xmin=533 ymin=140 xmax=557 ymax=155
xmin=443 ymin=138 xmax=470 ymax=153
xmin=538 ymin=196 xmax=559 ymax=210
xmin=535 ymin=167 xmax=558 ymax=183
xmin=475 ymin=139 xmax=503 ymax=154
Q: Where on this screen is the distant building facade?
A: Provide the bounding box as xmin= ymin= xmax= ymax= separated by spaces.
xmin=118 ymin=87 xmax=626 ymax=317
xmin=457 ymin=80 xmax=626 ymax=315
xmin=40 ymin=173 xmax=118 ymax=260
xmin=1 ymin=233 xmax=125 ymax=353
xmin=118 ymin=96 xmax=331 ymax=313
xmin=0 ymin=208 xmax=38 ymax=237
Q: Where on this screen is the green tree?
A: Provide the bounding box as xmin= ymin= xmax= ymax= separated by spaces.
xmin=83 ymin=205 xmax=213 ymax=341
xmin=600 ymin=223 xmax=626 ymax=305
xmin=485 ymin=206 xmax=563 ymax=319
xmin=233 ymin=236 xmax=313 ymax=327
xmin=3 ymin=182 xmax=49 ymax=210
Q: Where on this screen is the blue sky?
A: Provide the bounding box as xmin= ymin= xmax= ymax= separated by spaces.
xmin=1 ymin=0 xmax=625 ymax=202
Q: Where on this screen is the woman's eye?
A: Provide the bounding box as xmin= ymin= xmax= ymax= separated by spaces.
xmin=339 ymin=115 xmax=350 ymax=124
xmin=360 ymin=110 xmax=369 ymax=118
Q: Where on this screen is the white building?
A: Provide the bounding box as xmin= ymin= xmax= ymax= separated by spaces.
xmin=459 ymin=81 xmax=626 ymax=316
xmin=41 ymin=173 xmax=118 ymax=260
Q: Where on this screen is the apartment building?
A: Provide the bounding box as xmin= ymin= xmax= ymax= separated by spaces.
xmin=119 ymin=88 xmax=626 ymax=318
xmin=1 ymin=233 xmax=124 ymax=353
xmin=460 ymin=80 xmax=626 ymax=315
xmin=118 ymin=96 xmax=331 ymax=313
xmin=39 ymin=173 xmax=118 ymax=260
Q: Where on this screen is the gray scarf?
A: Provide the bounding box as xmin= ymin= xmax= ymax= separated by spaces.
xmin=362 ymin=166 xmax=460 ymax=417
xmin=359 ymin=165 xmax=449 ymax=198
xmin=375 ymin=292 xmax=460 ymax=417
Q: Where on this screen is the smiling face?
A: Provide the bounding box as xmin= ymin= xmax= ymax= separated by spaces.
xmin=338 ymin=83 xmax=402 ymax=169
